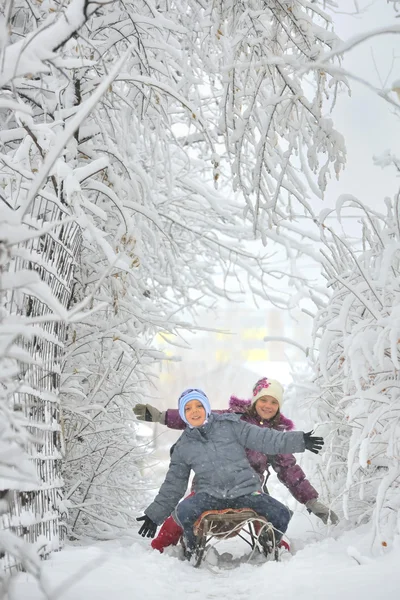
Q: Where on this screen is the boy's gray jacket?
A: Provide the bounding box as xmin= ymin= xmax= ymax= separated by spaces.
xmin=145 ymin=413 xmax=306 ymax=525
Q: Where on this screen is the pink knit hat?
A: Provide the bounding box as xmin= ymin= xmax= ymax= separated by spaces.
xmin=252 ymin=377 xmax=284 ymax=408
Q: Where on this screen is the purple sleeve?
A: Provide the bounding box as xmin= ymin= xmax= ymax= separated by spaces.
xmin=165 ymin=409 xmax=186 ymax=430
xmin=165 ymin=408 xmax=228 ymax=430
xmin=271 ymin=454 xmax=318 ymax=504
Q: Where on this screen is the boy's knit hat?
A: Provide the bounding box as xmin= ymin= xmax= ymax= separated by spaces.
xmin=178 ymin=388 xmax=211 ymax=426
xmin=252 ymin=378 xmax=284 ymax=408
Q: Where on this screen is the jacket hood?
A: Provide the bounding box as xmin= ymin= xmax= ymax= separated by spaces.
xmin=228 ymin=395 xmax=295 ymax=431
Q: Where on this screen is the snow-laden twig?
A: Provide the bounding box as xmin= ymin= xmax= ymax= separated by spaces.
xmin=0 ymin=0 xmax=109 ymax=87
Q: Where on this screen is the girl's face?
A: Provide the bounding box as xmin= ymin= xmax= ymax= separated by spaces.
xmin=255 ymin=395 xmax=279 ymax=420
xmin=184 ymin=400 xmax=206 ymax=427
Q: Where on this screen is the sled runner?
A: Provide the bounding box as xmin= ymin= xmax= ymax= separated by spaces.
xmin=190 ymin=508 xmax=279 ymax=568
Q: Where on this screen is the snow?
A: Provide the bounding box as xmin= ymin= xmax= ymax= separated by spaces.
xmin=10 ymin=446 xmax=400 ymax=599
xmin=12 ymin=516 xmax=400 ymax=600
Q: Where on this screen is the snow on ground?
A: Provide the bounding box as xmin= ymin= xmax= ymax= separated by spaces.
xmin=11 ymin=453 xmax=400 ymax=599
xmin=12 ymin=513 xmax=400 ymax=600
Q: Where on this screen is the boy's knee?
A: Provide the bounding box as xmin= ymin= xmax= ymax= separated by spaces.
xmin=176 ymin=499 xmax=194 ymax=524
xmin=283 ymin=506 xmax=292 ymax=526
xmin=175 ymin=503 xmax=186 ymax=523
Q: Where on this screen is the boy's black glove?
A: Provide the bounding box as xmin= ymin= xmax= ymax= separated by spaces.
xmin=303 ymin=431 xmax=324 ymax=454
xmin=136 ymin=515 xmax=157 ymax=538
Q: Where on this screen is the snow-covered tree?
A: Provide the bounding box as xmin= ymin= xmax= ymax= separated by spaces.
xmin=3 ymin=0 xmax=341 ymax=544
xmin=58 ymin=0 xmax=314 ymax=536
xmin=0 ymin=0 xmax=121 ymax=567
xmin=307 ymin=178 xmax=400 ymax=552
xmin=167 ymin=0 xmax=346 ymax=231
xmin=0 ymin=201 xmax=78 ymax=593
xmin=0 ymin=232 xmax=40 ymax=586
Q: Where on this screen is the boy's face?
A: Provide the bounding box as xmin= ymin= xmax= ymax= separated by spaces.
xmin=184 ymin=399 xmax=206 ymax=427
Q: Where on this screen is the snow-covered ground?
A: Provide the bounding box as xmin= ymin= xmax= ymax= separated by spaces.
xmin=12 ymin=512 xmax=400 ymax=600
xmin=11 ymin=452 xmax=400 ymax=599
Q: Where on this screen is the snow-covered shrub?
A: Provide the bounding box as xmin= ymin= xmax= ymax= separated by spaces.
xmin=309 ymin=192 xmax=400 ymax=552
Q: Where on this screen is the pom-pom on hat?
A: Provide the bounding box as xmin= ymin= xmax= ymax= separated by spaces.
xmin=178 ymin=388 xmax=211 ymax=426
xmin=252 ymin=378 xmax=284 ymax=408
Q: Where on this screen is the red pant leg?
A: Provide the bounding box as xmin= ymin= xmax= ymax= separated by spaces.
xmin=151 ymin=491 xmax=195 ymax=553
xmin=151 ymin=515 xmax=183 ymax=553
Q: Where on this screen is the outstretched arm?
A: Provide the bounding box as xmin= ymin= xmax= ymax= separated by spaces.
xmin=235 ymin=419 xmax=305 ymax=455
xmin=270 ymin=454 xmax=339 ymax=524
xmin=133 ymin=404 xmax=186 ymax=429
xmin=234 ymin=420 xmax=323 ymax=455
xmin=134 ymin=404 xmax=229 ymax=430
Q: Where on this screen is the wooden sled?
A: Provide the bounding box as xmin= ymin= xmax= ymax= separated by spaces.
xmin=191 ymin=508 xmax=279 ymax=568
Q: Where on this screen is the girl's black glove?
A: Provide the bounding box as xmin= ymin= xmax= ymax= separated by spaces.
xmin=304 ymin=431 xmax=324 ymax=454
xmin=137 ymin=515 xmax=157 ymax=538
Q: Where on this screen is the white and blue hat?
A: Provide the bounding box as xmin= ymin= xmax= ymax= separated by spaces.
xmin=178 ymin=388 xmax=211 ymax=426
